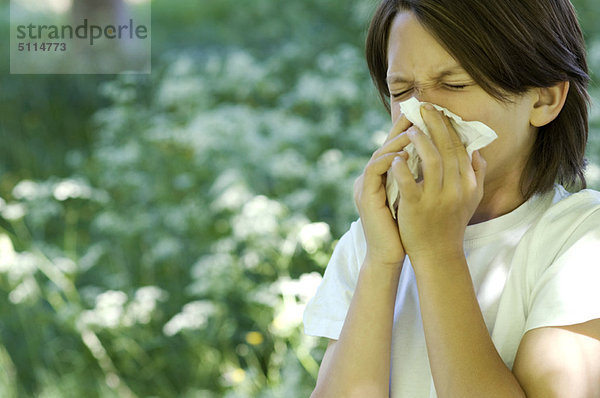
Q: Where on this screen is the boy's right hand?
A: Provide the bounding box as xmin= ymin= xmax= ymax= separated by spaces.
xmin=353 ymin=114 xmax=412 ymax=270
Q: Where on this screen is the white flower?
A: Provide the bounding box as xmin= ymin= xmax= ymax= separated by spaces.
xmin=135 ymin=286 xmax=168 ymax=303
xmin=78 ymin=290 xmax=128 ymax=330
xmin=96 ymin=290 xmax=128 ymax=308
xmin=221 ymin=365 xmax=246 ymax=386
xmin=270 ymin=272 xmax=323 ymax=337
xmin=319 ymin=149 xmax=343 ymax=166
xmin=270 ymin=297 xmax=305 ymax=338
xmin=0 ymin=234 xmax=16 ymax=273
xmin=156 ymin=77 xmax=205 ymax=108
xmin=53 ymin=179 xmax=93 ymax=201
xmin=163 ymin=300 xmax=216 ymax=336
xmin=191 ymin=252 xmax=234 ymax=279
xmin=12 ymin=180 xmax=44 ymax=200
xmin=211 ymin=174 xmax=253 ymax=212
xmin=232 ymin=195 xmax=285 ymax=239
xmin=2 ymin=203 xmax=26 ymax=220
xmin=293 ymin=74 xmax=359 ymax=106
xmin=222 ymin=51 xmax=266 ymax=89
xmin=299 ymin=222 xmax=331 ymax=254
xmin=371 ymin=129 xmax=388 ymax=147
xmin=6 ymin=252 xmax=38 ymax=285
xmin=187 ymin=250 xmax=238 ymax=297
xmin=275 ymin=272 xmax=323 ymax=304
xmin=94 ymin=290 xmax=128 ymax=329
xmin=78 ymin=287 xmax=168 ymax=330
xmin=269 ymin=150 xmax=308 ymax=180
xmin=297 ymin=272 xmax=323 ymax=303
xmin=241 ymin=251 xmax=260 ymax=269
xmin=123 ymin=286 xmax=168 ymax=326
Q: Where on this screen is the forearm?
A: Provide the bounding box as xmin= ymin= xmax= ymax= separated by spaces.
xmin=414 ymin=253 xmax=526 ymax=398
xmin=312 ymin=261 xmax=401 ymax=398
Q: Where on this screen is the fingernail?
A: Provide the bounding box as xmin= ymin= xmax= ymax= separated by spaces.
xmin=423 ymin=103 xmax=435 ymax=111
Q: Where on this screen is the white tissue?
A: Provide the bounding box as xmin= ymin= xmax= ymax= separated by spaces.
xmin=386 ymin=97 xmax=497 ymax=218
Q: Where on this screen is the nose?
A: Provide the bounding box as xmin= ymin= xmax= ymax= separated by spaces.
xmin=412 ymin=87 xmax=435 ymax=105
xmin=412 ymin=89 xmax=453 ymax=113
xmin=392 ymin=89 xmax=438 ymax=121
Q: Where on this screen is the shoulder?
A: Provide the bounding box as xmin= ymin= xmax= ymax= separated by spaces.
xmin=320 ymin=218 xmax=367 ymax=283
xmin=541 ymin=185 xmax=600 ymax=224
xmin=525 ymin=185 xmax=600 ymax=257
xmin=513 ymin=185 xmax=600 ymax=297
xmin=552 ymin=184 xmax=599 ymax=213
xmin=333 ymin=218 xmax=367 ymax=262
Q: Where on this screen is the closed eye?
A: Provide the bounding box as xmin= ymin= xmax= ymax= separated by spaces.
xmin=390 ymin=84 xmax=470 ymax=99
xmin=391 ymin=89 xmax=411 ymax=99
xmin=444 ymin=84 xmax=468 ymax=90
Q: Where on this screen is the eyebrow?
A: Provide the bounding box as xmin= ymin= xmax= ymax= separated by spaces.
xmin=386 ymin=65 xmax=468 ymax=85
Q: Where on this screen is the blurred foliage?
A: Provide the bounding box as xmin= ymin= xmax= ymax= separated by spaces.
xmin=0 ymin=0 xmax=599 ymax=397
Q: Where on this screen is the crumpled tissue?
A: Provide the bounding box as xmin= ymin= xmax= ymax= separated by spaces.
xmin=386 ymin=97 xmax=498 ymax=218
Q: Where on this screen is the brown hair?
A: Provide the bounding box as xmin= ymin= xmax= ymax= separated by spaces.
xmin=366 ymin=0 xmax=590 ymax=198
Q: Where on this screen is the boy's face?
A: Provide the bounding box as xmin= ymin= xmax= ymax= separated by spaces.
xmin=386 ymin=11 xmax=539 ymax=196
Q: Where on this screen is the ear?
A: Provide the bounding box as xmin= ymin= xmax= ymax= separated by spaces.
xmin=529 ymin=81 xmax=569 ymax=127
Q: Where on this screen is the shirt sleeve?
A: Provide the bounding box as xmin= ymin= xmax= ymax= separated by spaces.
xmin=303 ymin=219 xmax=365 ymax=340
xmin=525 ymin=208 xmax=600 ymax=332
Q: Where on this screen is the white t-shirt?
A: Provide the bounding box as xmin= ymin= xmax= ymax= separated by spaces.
xmin=303 ymin=185 xmax=600 ymax=398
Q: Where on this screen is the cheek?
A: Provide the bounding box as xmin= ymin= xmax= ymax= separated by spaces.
xmin=449 ymin=104 xmax=512 ymax=169
xmin=438 ymin=88 xmax=501 ymax=126
xmin=471 ymin=113 xmax=515 ymax=160
xmin=447 ymin=97 xmax=496 ymax=125
xmin=449 ymin=100 xmax=512 ymax=140
xmin=479 ymin=114 xmax=510 ymax=137
xmin=476 ymin=110 xmax=535 ymax=175
xmin=476 ymin=105 xmax=531 ymax=148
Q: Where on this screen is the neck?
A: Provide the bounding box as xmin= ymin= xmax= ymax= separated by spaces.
xmin=469 ymin=179 xmax=527 ymax=225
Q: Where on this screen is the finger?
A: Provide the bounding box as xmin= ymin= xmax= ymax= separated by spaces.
xmin=362 ymin=151 xmax=406 ymax=195
xmin=406 ymin=126 xmax=443 ymax=192
xmin=457 ymin=147 xmax=476 ymax=187
xmin=420 ymin=104 xmax=460 ymax=183
xmin=390 ymin=154 xmax=420 ymax=202
xmin=375 ymin=131 xmax=412 ymax=159
xmin=443 ymin=117 xmax=474 ymax=185
xmin=420 ymin=104 xmax=459 ymax=155
xmin=384 ymin=113 xmax=412 ymax=144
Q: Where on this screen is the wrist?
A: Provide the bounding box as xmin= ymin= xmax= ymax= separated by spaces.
xmin=364 ymin=252 xmax=405 ymax=270
xmin=408 ymin=247 xmax=466 ymax=278
xmin=362 ymin=256 xmax=405 ymax=279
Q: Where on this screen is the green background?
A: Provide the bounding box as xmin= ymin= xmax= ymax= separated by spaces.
xmin=0 ymin=0 xmax=599 ymax=397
